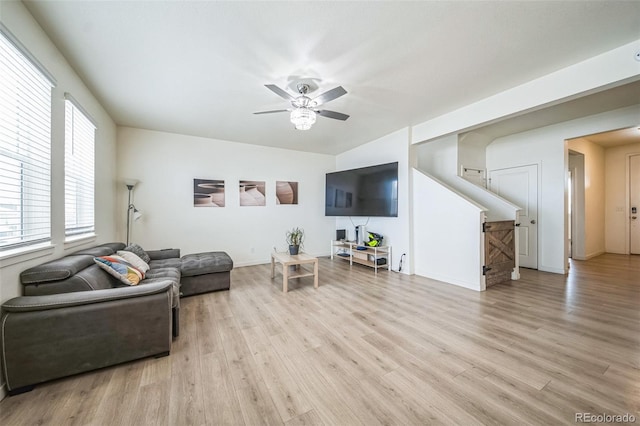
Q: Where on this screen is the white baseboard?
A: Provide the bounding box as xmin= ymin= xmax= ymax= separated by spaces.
xmin=414 ymin=270 xmax=482 ymax=291
xmin=585 ymin=250 xmax=605 ymax=260
xmin=233 ymin=259 xmax=270 ymax=268
xmin=538 ymin=265 xmax=566 ymax=274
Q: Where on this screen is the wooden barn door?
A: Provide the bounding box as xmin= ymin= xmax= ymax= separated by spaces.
xmin=483 ymin=220 xmax=516 ymax=287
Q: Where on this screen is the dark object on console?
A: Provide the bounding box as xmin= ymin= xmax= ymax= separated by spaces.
xmin=336 ymin=229 xmax=346 ymax=240
xmin=366 ymin=231 xmax=384 ymax=247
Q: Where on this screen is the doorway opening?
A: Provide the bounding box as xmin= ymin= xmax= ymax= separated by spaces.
xmin=566 ymin=127 xmax=640 ymax=268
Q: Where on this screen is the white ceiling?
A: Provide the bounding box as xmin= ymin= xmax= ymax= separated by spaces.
xmin=23 ymin=1 xmax=640 ymax=155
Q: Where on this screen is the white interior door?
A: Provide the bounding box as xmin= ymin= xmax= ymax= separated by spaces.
xmin=630 ymin=155 xmax=640 ymax=254
xmin=489 ymin=164 xmax=539 ymax=269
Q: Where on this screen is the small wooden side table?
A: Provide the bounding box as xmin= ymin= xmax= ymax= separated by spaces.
xmin=270 ymin=252 xmax=319 ymax=293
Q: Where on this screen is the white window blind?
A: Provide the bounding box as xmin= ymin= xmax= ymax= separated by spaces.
xmin=64 ymin=97 xmax=95 ymax=237
xmin=0 ymin=29 xmax=53 ymax=250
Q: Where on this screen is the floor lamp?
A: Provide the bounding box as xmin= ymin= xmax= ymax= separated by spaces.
xmin=125 ymin=182 xmax=142 ymax=246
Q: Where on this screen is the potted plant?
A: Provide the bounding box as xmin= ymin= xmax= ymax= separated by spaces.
xmin=286 ymin=227 xmax=304 ymax=255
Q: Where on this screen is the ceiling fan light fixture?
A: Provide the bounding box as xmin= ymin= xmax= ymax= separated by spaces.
xmin=290 ymin=107 xmax=316 ymax=130
xmin=258 ymin=83 xmax=347 ymax=129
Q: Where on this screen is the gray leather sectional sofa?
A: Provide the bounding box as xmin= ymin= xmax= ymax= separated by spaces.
xmin=1 ymin=242 xmax=233 ymax=395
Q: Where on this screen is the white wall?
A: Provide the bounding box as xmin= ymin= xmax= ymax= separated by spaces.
xmin=567 ymin=138 xmax=606 ymax=259
xmin=487 ymin=105 xmax=640 ymax=273
xmin=413 ymin=169 xmax=486 ymax=291
xmin=415 ymin=135 xmax=458 ymax=181
xmin=458 ymin=131 xmax=491 ymax=185
xmin=334 ymin=128 xmax=411 ymax=273
xmin=415 ymin=135 xmax=520 ymax=222
xmin=605 ymin=142 xmax=640 ymax=253
xmin=0 ymin=2 xmax=118 ymax=304
xmin=117 ymin=127 xmax=335 ymax=266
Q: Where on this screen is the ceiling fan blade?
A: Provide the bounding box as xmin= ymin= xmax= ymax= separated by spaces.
xmin=317 ymin=109 xmax=350 ymax=121
xmin=312 ymin=86 xmax=347 ymax=106
xmin=253 ymin=109 xmax=289 ymax=115
xmin=264 ymin=84 xmax=295 ymax=101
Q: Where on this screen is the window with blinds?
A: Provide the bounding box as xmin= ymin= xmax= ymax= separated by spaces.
xmin=0 ymin=29 xmax=54 ymax=251
xmin=64 ymin=97 xmax=95 ymax=237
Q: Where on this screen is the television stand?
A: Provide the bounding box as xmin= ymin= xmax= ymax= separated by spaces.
xmin=330 ymin=240 xmax=391 ymax=273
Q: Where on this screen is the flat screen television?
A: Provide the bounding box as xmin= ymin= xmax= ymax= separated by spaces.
xmin=325 ymin=162 xmax=398 ymax=217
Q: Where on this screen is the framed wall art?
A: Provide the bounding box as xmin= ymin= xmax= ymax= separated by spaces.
xmin=194 ymin=179 xmax=225 ymax=207
xmin=239 ymin=180 xmax=266 ymax=206
xmin=276 ymin=181 xmax=298 ymax=205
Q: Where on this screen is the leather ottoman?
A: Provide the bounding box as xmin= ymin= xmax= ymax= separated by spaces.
xmin=180 ymin=251 xmax=233 ymax=296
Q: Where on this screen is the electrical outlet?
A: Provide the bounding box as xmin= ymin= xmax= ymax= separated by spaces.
xmin=250 ymin=247 xmax=255 ymax=254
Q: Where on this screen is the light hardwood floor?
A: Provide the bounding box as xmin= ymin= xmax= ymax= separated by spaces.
xmin=1 ymin=254 xmax=638 ymax=425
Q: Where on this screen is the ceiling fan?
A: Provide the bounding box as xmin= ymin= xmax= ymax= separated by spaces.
xmin=254 ymin=83 xmax=349 ymax=130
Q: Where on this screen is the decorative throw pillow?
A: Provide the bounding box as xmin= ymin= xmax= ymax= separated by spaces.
xmin=117 ymin=250 xmax=150 ymax=273
xmin=94 ymin=255 xmax=143 ymax=285
xmin=124 ymin=243 xmax=151 ymax=263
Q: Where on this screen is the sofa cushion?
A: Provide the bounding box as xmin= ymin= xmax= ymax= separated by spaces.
xmin=181 ymin=252 xmax=233 ymax=277
xmin=124 ymin=243 xmax=151 ymax=263
xmin=146 ymin=248 xmax=180 ymax=260
xmin=141 ymin=266 xmax=181 ymax=304
xmin=141 ymin=277 xmax=180 ymax=304
xmin=71 ymin=242 xmax=125 ymax=257
xmin=94 ymin=256 xmax=143 ymax=285
xmin=98 ymin=242 xmax=127 ymax=252
xmin=117 ymin=250 xmax=150 ymax=273
xmin=145 ymin=267 xmax=181 ymax=282
xmin=148 ymin=258 xmax=182 ymax=269
xmin=21 ymin=255 xmax=96 ymax=284
xmin=23 ymin=264 xmax=120 ymax=295
xmin=71 ymin=247 xmax=114 ymax=257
